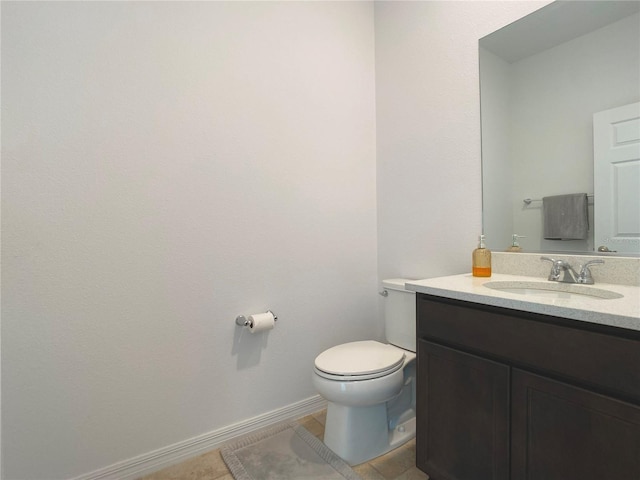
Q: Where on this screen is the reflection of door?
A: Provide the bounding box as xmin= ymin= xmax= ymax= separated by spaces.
xmin=593 ymin=102 xmax=640 ymax=254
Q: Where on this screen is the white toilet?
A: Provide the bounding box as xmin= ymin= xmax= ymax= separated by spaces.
xmin=312 ymin=279 xmax=416 ymax=465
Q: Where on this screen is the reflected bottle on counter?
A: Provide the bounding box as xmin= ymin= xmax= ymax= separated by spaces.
xmin=472 ymin=234 xmax=492 ymax=277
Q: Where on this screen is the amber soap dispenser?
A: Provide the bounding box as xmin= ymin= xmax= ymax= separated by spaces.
xmin=472 ymin=234 xmax=492 ymax=277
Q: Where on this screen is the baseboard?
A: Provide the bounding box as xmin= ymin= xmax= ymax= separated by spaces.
xmin=71 ymin=395 xmax=327 ymax=480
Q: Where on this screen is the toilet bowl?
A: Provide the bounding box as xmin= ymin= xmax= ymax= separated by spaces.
xmin=312 ymin=279 xmax=417 ymax=466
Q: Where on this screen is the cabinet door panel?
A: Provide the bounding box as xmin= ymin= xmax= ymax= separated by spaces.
xmin=512 ymin=369 xmax=640 ymax=480
xmin=417 ymin=340 xmax=509 ymax=480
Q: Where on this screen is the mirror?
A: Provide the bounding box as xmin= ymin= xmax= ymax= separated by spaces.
xmin=480 ymin=0 xmax=640 ymax=255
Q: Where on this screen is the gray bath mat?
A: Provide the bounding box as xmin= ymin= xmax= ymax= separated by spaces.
xmin=220 ymin=422 xmax=362 ymax=480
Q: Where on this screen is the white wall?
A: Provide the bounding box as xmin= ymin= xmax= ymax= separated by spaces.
xmin=1 ymin=2 xmax=378 ymax=478
xmin=1 ymin=1 xmax=554 ymax=479
xmin=374 ymin=1 xmax=547 ymax=279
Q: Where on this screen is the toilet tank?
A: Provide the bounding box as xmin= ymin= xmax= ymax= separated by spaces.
xmin=382 ymin=279 xmax=416 ymax=352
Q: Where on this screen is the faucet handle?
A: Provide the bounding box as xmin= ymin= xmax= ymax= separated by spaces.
xmin=578 ymin=259 xmax=604 ymax=284
xmin=541 ymin=256 xmax=561 ymax=280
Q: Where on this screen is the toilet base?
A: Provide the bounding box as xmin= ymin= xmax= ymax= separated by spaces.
xmin=322 ymin=401 xmax=416 ymax=466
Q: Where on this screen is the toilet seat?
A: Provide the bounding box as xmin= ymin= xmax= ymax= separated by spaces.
xmin=314 ymin=340 xmax=406 ymax=381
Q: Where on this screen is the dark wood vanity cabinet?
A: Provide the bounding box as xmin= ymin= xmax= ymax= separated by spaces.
xmin=416 ymin=294 xmax=640 ymax=480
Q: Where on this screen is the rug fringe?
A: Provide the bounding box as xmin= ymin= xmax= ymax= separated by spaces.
xmin=292 ymin=424 xmax=362 ymax=480
xmin=221 ymin=421 xmax=362 ymax=480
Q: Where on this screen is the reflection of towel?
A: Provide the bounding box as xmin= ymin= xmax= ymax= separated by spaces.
xmin=543 ymin=193 xmax=589 ymax=240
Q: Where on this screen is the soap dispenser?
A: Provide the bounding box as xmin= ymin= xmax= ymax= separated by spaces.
xmin=472 ymin=234 xmax=492 ymax=277
xmin=506 ymin=234 xmax=525 ymax=252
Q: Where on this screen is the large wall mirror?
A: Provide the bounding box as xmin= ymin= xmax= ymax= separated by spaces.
xmin=480 ymin=1 xmax=640 ymax=256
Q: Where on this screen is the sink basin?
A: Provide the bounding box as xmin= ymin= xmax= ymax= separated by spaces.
xmin=483 ymin=281 xmax=623 ymax=300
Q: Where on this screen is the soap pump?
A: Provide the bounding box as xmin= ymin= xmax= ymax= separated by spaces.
xmin=506 ymin=234 xmax=526 ymax=252
xmin=472 ymin=234 xmax=492 ymax=277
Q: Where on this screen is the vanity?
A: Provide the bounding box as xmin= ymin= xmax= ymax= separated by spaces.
xmin=406 ymin=260 xmax=640 ymax=480
xmin=413 ymin=0 xmax=640 ymax=475
xmin=420 ymin=1 xmax=640 ymax=476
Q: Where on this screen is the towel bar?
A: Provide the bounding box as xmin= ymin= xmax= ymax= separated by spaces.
xmin=524 ymin=194 xmax=593 ymax=205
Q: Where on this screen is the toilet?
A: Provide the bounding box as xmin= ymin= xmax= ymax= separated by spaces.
xmin=312 ymin=279 xmax=416 ymax=465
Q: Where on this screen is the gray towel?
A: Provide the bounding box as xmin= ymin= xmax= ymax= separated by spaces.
xmin=543 ymin=193 xmax=589 ymax=240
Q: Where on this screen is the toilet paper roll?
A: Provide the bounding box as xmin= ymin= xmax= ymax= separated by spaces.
xmin=248 ymin=312 xmax=275 ymax=333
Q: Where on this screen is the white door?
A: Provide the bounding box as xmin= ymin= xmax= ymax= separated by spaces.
xmin=593 ymin=102 xmax=640 ymax=254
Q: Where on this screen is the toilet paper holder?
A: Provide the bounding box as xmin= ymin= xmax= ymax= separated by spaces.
xmin=235 ymin=310 xmax=278 ymax=328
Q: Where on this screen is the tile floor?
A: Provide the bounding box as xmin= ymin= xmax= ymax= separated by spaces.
xmin=139 ymin=409 xmax=429 ymax=480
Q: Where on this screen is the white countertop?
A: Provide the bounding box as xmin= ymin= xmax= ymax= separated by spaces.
xmin=406 ymin=273 xmax=640 ymax=332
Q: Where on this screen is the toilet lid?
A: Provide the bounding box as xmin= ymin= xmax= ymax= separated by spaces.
xmin=314 ymin=340 xmax=405 ymax=377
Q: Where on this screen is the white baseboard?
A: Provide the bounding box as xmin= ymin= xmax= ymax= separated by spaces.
xmin=71 ymin=395 xmax=327 ymax=480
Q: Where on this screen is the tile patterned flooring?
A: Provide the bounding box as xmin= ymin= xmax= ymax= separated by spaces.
xmin=140 ymin=409 xmax=429 ymax=480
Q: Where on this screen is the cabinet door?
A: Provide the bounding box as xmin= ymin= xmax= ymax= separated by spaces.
xmin=511 ymin=369 xmax=640 ymax=480
xmin=416 ymin=340 xmax=509 ymax=480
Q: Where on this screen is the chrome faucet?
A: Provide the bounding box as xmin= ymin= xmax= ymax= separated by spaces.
xmin=541 ymin=257 xmax=604 ymax=285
